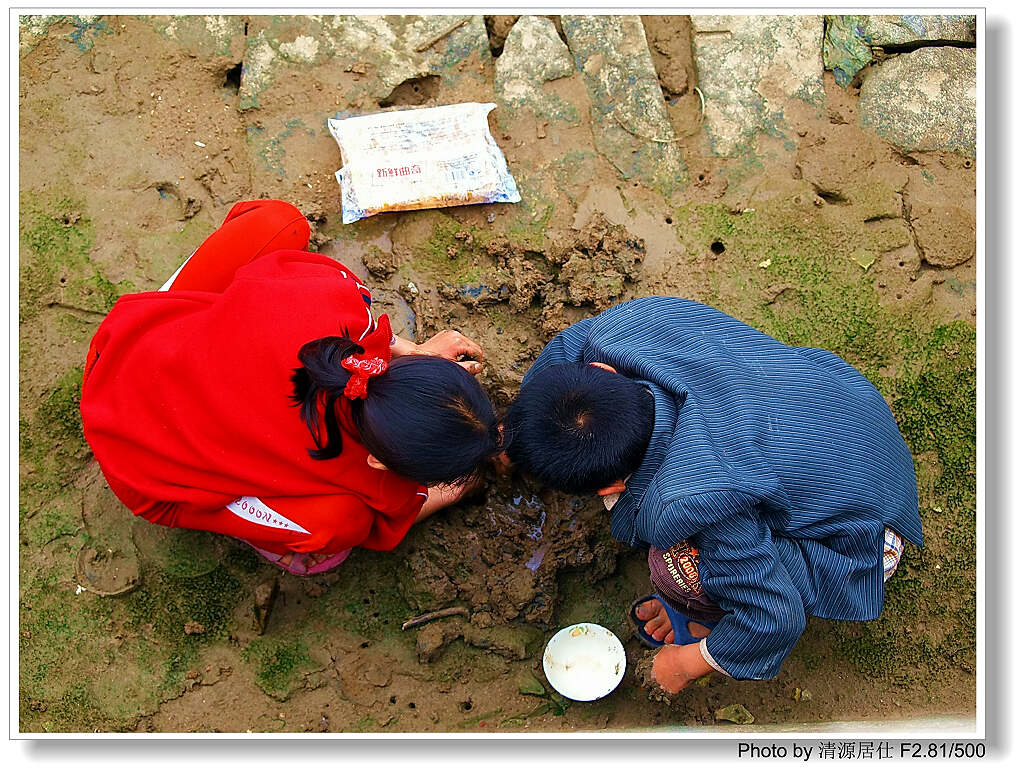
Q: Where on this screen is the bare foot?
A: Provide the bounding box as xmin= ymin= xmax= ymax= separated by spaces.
xmin=634 ymin=598 xmax=712 ymax=644
xmin=278 ymin=552 xmax=332 ymax=569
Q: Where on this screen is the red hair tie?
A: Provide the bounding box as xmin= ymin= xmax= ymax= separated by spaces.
xmin=340 ymin=355 xmax=388 ymax=400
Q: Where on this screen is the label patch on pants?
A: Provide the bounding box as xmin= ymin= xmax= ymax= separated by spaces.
xmin=227 ymin=497 xmax=311 ymax=534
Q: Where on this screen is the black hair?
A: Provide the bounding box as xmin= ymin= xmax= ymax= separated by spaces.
xmin=504 ymin=363 xmax=655 ymax=495
xmin=291 ymin=336 xmax=501 ymax=486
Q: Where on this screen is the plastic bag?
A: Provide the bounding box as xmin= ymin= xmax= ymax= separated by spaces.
xmin=328 ymin=102 xmax=521 ymax=224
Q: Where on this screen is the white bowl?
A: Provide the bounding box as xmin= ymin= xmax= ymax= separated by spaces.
xmin=542 ymin=622 xmax=626 ymax=701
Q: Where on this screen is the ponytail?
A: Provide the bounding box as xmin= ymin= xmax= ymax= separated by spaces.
xmin=290 ymin=336 xmax=364 ymax=460
xmin=291 ymin=336 xmax=501 ymax=486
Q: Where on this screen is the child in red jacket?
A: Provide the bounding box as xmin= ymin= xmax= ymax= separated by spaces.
xmin=81 ymin=200 xmax=500 ymax=575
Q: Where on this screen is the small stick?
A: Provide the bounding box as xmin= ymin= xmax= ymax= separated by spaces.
xmin=401 ymin=606 xmax=470 ymax=630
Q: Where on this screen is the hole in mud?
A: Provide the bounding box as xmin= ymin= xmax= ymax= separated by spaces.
xmin=698 ymin=174 xmax=706 ymax=181
xmin=710 ymin=240 xmax=725 ymax=255
xmin=460 ymin=699 xmax=473 ymax=711
xmin=665 ymin=216 xmax=673 ymax=225
xmin=59 ymin=278 xmax=67 ymax=285
xmin=378 ymin=75 xmax=440 ymax=108
xmin=898 ymin=261 xmax=905 ymax=267
xmin=224 ymin=62 xmax=242 ymax=93
xmin=362 ymin=597 xmax=370 ymax=604
xmin=389 ymin=695 xmax=397 ymax=704
xmin=408 ymin=702 xmax=416 ymax=709
xmin=360 ymin=641 xmax=370 ymax=648
xmin=815 ymin=190 xmax=849 ymax=205
xmin=963 ymin=159 xmax=973 ymax=169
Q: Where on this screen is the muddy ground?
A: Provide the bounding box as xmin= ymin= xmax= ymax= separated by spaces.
xmin=18 ymin=15 xmax=976 ymax=733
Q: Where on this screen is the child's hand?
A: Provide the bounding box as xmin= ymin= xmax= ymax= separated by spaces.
xmin=651 ymin=642 xmax=715 ymax=694
xmin=416 ymin=330 xmax=484 ymax=374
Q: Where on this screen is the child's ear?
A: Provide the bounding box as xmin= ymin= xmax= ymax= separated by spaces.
xmin=366 ymin=454 xmax=388 ymax=471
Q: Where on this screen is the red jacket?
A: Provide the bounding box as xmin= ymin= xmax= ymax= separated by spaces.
xmin=80 ymin=249 xmax=425 ymax=553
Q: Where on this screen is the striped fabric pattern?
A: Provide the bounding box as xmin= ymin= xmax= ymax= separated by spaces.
xmin=524 ymin=297 xmax=923 ymax=680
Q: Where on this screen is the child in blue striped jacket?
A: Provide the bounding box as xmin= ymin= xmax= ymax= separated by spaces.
xmin=505 ymin=297 xmax=922 ymax=693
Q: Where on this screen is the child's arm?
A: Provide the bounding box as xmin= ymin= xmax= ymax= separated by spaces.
xmin=657 ymin=491 xmax=806 ymax=682
xmin=415 ymin=476 xmax=483 ymax=522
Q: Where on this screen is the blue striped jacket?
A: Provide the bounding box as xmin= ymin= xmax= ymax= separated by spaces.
xmin=524 ymin=297 xmax=924 ymax=680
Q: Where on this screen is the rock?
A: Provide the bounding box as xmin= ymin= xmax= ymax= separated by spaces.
xmin=561 ymin=15 xmax=686 ymax=193
xmin=240 ymin=15 xmax=489 ymax=110
xmin=823 ymin=15 xmax=874 ymax=88
xmin=910 ymin=203 xmax=975 ymax=268
xmin=715 ymin=703 xmax=755 ymax=724
xmin=495 ymin=16 xmax=577 ymax=123
xmin=692 ymin=15 xmax=825 ymax=157
xmin=861 ymin=14 xmax=976 ymax=47
xmin=824 ymin=15 xmax=976 ymax=87
xmin=148 ymin=15 xmax=246 ymax=60
xmin=858 ymin=47 xmax=976 ymax=156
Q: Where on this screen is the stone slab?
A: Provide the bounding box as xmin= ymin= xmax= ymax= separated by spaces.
xmin=562 ymin=14 xmax=685 ymax=193
xmin=495 ymin=15 xmax=577 ymax=123
xmin=824 ymin=14 xmax=976 ymax=87
xmin=692 ymin=14 xmax=825 ymax=157
xmin=858 ymin=46 xmax=976 ymax=156
xmin=239 ymin=14 xmax=490 ymax=110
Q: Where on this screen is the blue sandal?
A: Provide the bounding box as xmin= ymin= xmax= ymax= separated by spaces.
xmin=629 ymin=593 xmax=718 ymax=648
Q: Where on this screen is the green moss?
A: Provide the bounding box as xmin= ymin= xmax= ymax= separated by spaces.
xmin=504 ymin=174 xmax=554 ymax=251
xmin=349 ymin=714 xmax=379 ymax=732
xmin=887 ymin=323 xmax=976 ymax=511
xmin=138 ymin=215 xmax=211 ymax=280
xmin=19 ymin=193 xmax=133 ymax=321
xmin=20 ymin=366 xmax=91 ymax=534
xmin=122 ymin=567 xmax=242 ymax=644
xmin=675 ymin=199 xmax=911 ymax=379
xmin=831 ymin=322 xmax=978 ymax=683
xmin=242 ymin=638 xmax=317 ymax=699
xmin=407 ymin=214 xmax=496 ymax=285
xmin=35 ymin=367 xmax=86 ymax=445
xmin=301 ymin=550 xmax=412 ymax=641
